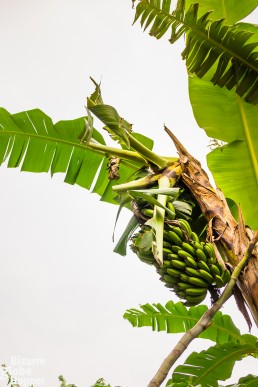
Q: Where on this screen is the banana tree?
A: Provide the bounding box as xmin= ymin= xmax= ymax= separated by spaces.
xmin=1 ymin=0 xmax=258 ymax=386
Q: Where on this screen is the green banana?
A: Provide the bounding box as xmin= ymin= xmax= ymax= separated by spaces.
xmin=210 ymin=264 xmax=221 ymax=277
xmin=163 ymin=274 xmax=178 ymax=284
xmin=214 ymin=274 xmax=224 ymax=288
xmin=203 ymin=242 xmax=215 ymax=258
xmin=163 ymin=230 xmax=172 ymax=242
xmin=157 ymin=268 xmax=166 ymax=275
xmin=198 ymin=269 xmax=214 ymax=285
xmin=141 ymin=208 xmax=154 ymax=217
xmin=208 ymin=257 xmax=216 ymax=265
xmin=137 ymin=251 xmax=155 ymax=264
xmin=185 ymin=287 xmax=207 ymax=296
xmin=197 ymin=260 xmax=211 ymax=273
xmin=163 ymin=247 xmax=173 ymax=257
xmin=163 ymin=260 xmax=172 ymax=268
xmin=188 ymin=276 xmax=209 ymax=288
xmin=195 ymin=248 xmax=208 ymax=262
xmin=221 ymin=269 xmax=231 ymax=285
xmin=166 ymin=201 xmax=176 ymax=219
xmin=163 ymin=240 xmax=172 ymax=248
xmin=178 ymin=219 xmax=192 ymax=236
xmin=170 ymin=260 xmax=186 ymax=270
xmin=181 ymin=242 xmax=196 ymax=256
xmin=185 ymin=267 xmax=203 ymax=278
xmin=180 ymin=273 xmax=190 ymax=283
xmin=184 ymin=292 xmax=207 ymax=306
xmin=184 ymin=256 xmax=198 ymax=269
xmin=168 ymin=230 xmax=183 ymax=246
xmin=176 ymin=290 xmax=186 ymax=299
xmin=178 ymin=249 xmax=195 ymax=260
xmin=167 ymin=268 xmax=182 ymax=277
xmin=164 ymin=283 xmax=174 ymax=288
xmin=169 ymin=226 xmax=184 ymax=240
xmin=190 ymin=232 xmax=199 ymax=242
xmin=171 ymin=245 xmax=181 ymax=253
xmin=177 ymin=281 xmax=192 ymax=290
xmin=217 ymin=261 xmax=226 ymax=275
xmin=192 ymin=241 xmax=204 ymax=251
xmin=168 ymin=253 xmax=182 ymax=260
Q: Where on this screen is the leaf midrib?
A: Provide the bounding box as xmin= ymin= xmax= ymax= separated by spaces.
xmin=220 ymin=0 xmax=227 ymax=21
xmin=145 ymin=2 xmax=258 ymax=73
xmin=236 ymin=95 xmax=258 ymax=184
xmin=0 ymin=129 xmax=89 ymax=151
xmin=132 ymin=309 xmax=246 ymax=344
xmin=194 ymin=345 xmax=258 ymax=384
xmin=0 ymin=130 xmax=147 ymax=164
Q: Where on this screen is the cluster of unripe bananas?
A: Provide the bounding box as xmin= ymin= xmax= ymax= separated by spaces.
xmin=131 ymin=211 xmax=231 ymax=307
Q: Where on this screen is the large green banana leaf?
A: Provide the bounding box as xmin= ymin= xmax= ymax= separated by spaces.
xmin=189 ymin=68 xmax=258 ymax=229
xmin=124 ymin=300 xmax=253 ymax=345
xmin=125 ymin=301 xmax=258 ymax=386
xmin=185 ymin=0 xmax=258 ymax=24
xmin=0 ymin=108 xmax=150 ymax=205
xmin=134 ymin=0 xmax=258 ymax=103
xmin=167 ymin=340 xmax=258 ymax=386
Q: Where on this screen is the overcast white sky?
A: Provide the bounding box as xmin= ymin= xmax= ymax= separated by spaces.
xmin=0 ymin=1 xmax=257 ymax=387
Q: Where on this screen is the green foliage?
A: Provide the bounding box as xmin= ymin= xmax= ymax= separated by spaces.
xmin=189 ymin=54 xmax=258 ymax=228
xmin=226 ymin=374 xmax=258 ymax=386
xmin=90 ymin=379 xmax=112 ymax=387
xmin=0 ymin=107 xmax=154 ymax=205
xmin=124 ymin=301 xmax=253 ymax=344
xmin=167 ymin=341 xmax=258 ymax=386
xmin=134 ymin=0 xmax=258 ymax=103
xmin=124 ymin=302 xmax=258 ymax=386
xmin=185 ymin=0 xmax=258 ymax=24
xmin=58 ymin=375 xmax=77 ymax=387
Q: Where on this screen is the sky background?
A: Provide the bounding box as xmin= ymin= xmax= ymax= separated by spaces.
xmin=0 ymin=1 xmax=257 ymax=386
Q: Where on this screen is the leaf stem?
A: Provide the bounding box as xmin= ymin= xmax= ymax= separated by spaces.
xmin=147 ymin=230 xmax=258 ymax=387
xmin=87 ymin=141 xmax=147 ymax=164
xmin=127 ymin=133 xmax=172 ymax=169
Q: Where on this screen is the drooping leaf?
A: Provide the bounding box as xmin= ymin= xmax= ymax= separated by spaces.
xmin=168 ymin=341 xmax=258 ymax=386
xmin=124 ymin=301 xmax=252 ymax=345
xmin=88 ymin=104 xmax=132 ymax=148
xmin=173 ymin=200 xmax=193 ymax=219
xmin=134 ymin=1 xmax=258 ymax=103
xmin=189 ymin=73 xmax=258 ymax=229
xmin=113 ymin=215 xmax=139 ymax=256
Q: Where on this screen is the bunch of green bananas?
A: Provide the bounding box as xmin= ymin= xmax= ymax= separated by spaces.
xmin=131 ymin=218 xmax=231 ymax=307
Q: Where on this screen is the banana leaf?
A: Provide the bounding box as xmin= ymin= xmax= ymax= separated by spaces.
xmin=185 ymin=0 xmax=258 ymax=24
xmin=189 ymin=72 xmax=258 ymax=229
xmin=168 ymin=340 xmax=258 ymax=386
xmin=226 ymin=374 xmax=258 ymax=386
xmin=133 ymin=1 xmax=258 ymax=103
xmin=124 ymin=301 xmax=252 ymax=345
xmin=0 ymin=108 xmax=151 ymax=205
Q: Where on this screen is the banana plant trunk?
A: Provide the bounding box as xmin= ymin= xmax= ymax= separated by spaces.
xmin=165 ymin=128 xmax=258 ymax=327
